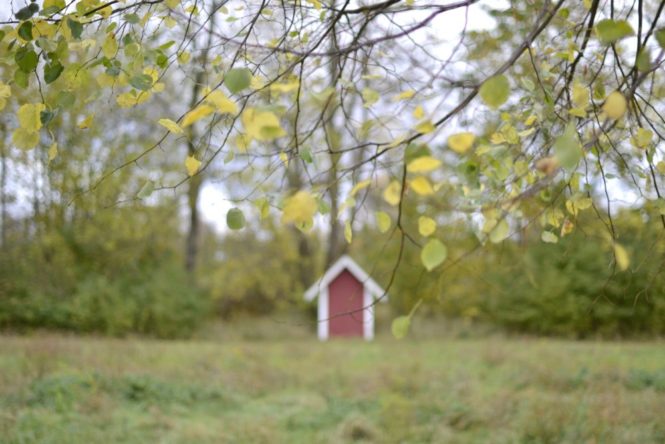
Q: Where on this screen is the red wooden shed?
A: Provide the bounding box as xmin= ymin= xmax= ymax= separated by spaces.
xmin=304 ymin=255 xmax=387 ymax=340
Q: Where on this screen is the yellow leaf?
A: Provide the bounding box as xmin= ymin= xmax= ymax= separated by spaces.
xmin=116 ymin=91 xmax=151 ymax=108
xmin=565 ymin=196 xmax=593 ymax=216
xmin=541 ymin=231 xmax=558 ymax=243
xmin=250 ymin=75 xmax=265 ymax=90
xmin=77 ymin=114 xmax=93 ymax=129
xmin=178 ymin=51 xmax=191 ymax=65
xmin=657 ymin=161 xmax=665 ymax=175
xmin=489 ymin=219 xmax=510 ymax=243
xmin=185 ymin=155 xmax=201 ymax=176
xmin=0 ymin=82 xmax=10 ymax=111
xmin=376 ymin=211 xmax=391 ymax=233
xmin=613 ymin=243 xmax=630 ymax=271
xmin=102 ymin=33 xmax=118 ymax=59
xmin=165 ymin=0 xmax=179 ymax=8
xmin=12 ymin=128 xmax=39 ymax=150
xmin=602 ymin=91 xmax=627 ymax=120
xmin=48 ymin=143 xmax=58 ymax=162
xmin=279 ymin=151 xmax=289 ymax=166
xmin=143 ymin=67 xmax=160 ymax=83
xmin=306 ymin=0 xmax=322 ymax=9
xmin=158 ymin=118 xmax=183 ymax=134
xmin=410 ymin=176 xmax=434 ymax=196
xmin=560 ymin=219 xmax=574 ymax=236
xmin=524 ymin=115 xmax=537 ymax=126
xmin=271 ymin=80 xmax=299 ymax=94
xmin=412 ymin=105 xmax=424 ymax=120
xmin=383 ymin=180 xmax=401 ymax=206
xmin=17 ymin=103 xmax=46 ymax=132
xmin=350 ymin=180 xmax=371 ymax=197
xmin=282 ymin=190 xmax=317 ymax=226
xmin=205 ymin=90 xmax=238 ymax=115
xmin=447 ymin=132 xmax=475 ymax=154
xmin=344 ymin=220 xmax=352 ymax=244
xmin=235 ymin=134 xmax=251 ymax=152
xmin=362 ymin=88 xmax=380 ymax=107
xmin=518 ymin=127 xmax=536 ymax=138
xmin=490 ymin=132 xmax=506 ymax=145
xmin=568 ymin=107 xmax=587 ymax=118
xmin=182 ymin=104 xmax=215 ymax=127
xmin=571 ymin=82 xmax=589 ymax=108
xmin=44 ymin=0 xmax=66 ymax=11
xmin=96 ymin=73 xmax=117 ymax=88
xmin=418 ymin=216 xmax=436 ymax=237
xmin=415 ymin=120 xmax=435 ymax=134
xmin=393 ymin=90 xmax=415 ymax=101
xmin=242 ymin=108 xmax=286 ymax=141
xmin=407 ymin=156 xmax=441 ymax=174
xmin=632 ymin=127 xmax=652 ymax=148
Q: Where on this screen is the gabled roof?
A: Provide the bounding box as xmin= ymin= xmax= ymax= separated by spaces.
xmin=304 ymin=255 xmax=387 ymax=302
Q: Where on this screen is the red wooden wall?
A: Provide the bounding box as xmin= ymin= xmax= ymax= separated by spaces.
xmin=328 ymin=269 xmax=364 ymax=337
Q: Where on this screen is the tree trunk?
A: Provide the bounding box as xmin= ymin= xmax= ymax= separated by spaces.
xmin=324 ymin=0 xmax=346 ymax=267
xmin=183 ymin=3 xmax=217 ymax=274
xmin=0 ymin=130 xmax=7 ymax=249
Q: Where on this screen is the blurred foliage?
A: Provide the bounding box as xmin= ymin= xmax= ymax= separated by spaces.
xmin=199 ymin=220 xmax=323 ymax=317
xmin=0 ymin=202 xmax=208 ymax=338
xmin=352 ymin=201 xmax=665 ymax=338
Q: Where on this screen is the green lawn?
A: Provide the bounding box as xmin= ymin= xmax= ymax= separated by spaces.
xmin=0 ymin=335 xmax=664 ymax=443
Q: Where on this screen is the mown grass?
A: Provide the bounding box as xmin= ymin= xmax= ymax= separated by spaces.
xmin=1 ymin=334 xmax=664 ymax=443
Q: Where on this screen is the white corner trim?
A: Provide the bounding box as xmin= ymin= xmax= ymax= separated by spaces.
xmin=363 ymin=286 xmax=374 ymax=341
xmin=317 ymin=287 xmax=329 ymax=341
xmin=304 ymin=255 xmax=388 ymax=302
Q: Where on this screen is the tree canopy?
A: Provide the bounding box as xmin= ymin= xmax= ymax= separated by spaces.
xmin=1 ymin=0 xmax=665 ymax=315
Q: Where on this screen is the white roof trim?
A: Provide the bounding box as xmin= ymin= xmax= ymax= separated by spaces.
xmin=304 ymin=255 xmax=387 ymax=302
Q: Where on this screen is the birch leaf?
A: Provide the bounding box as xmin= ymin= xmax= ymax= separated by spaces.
xmin=185 ymin=155 xmax=201 ymax=176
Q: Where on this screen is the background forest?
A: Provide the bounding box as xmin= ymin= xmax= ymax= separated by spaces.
xmin=1 ymin=0 xmax=665 ymax=340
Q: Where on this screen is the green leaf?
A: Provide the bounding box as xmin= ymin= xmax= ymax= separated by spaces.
xmin=124 ymin=13 xmax=140 ymax=24
xmin=489 ymin=219 xmax=510 ymax=244
xmin=129 ymin=74 xmax=153 ymax=91
xmin=137 ymin=181 xmax=155 ymax=199
xmin=36 ymin=36 xmax=56 ymax=52
xmin=299 ymin=148 xmax=312 ymax=163
xmin=44 ymin=61 xmax=64 ymax=84
xmin=554 ymin=122 xmax=582 ymax=171
xmin=479 ymin=75 xmax=510 ymax=109
xmin=40 ymin=110 xmax=54 ymax=126
xmin=67 ymin=19 xmax=83 ymax=39
xmin=391 ymin=316 xmax=411 ymax=339
xmin=226 ymin=208 xmax=246 ymax=230
xmin=391 ymin=299 xmax=422 ymax=339
xmin=224 ymin=68 xmax=252 ymax=94
xmin=56 ymin=91 xmax=75 ymax=108
xmin=14 ymin=69 xmax=30 ymax=89
xmin=15 ymin=46 xmax=38 ymax=72
xmin=655 ymin=28 xmax=665 ymax=50
xmin=595 ymin=19 xmax=634 ymax=44
xmin=18 ymin=22 xmax=33 ymax=41
xmin=636 ymin=48 xmax=651 ymax=72
xmin=420 ymin=239 xmax=447 ymax=271
xmin=43 ymin=0 xmax=65 ymax=11
xmin=15 ymin=6 xmax=36 ymax=21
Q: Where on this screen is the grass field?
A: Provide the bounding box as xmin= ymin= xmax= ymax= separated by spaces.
xmin=1 ymin=334 xmax=664 ymax=443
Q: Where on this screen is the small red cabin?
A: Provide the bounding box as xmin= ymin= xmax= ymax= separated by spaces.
xmin=304 ymin=255 xmax=387 ymax=340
